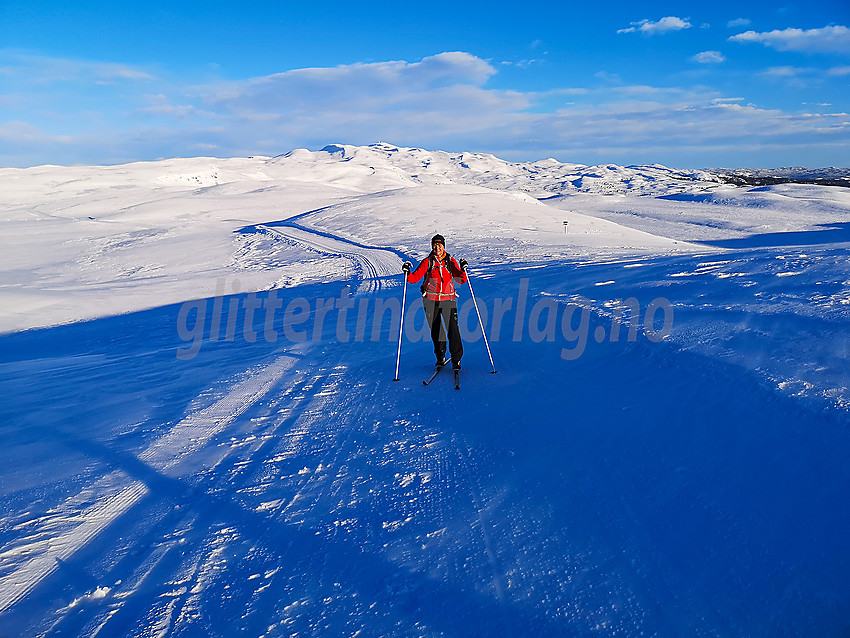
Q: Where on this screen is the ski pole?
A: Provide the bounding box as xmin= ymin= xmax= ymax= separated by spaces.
xmin=464 ymin=265 xmax=497 ymax=374
xmin=393 ymin=265 xmax=409 ymax=381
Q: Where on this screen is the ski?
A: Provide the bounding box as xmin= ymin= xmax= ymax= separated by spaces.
xmin=422 ymin=361 xmax=449 ymax=386
xmin=454 ymin=368 xmax=460 ymax=390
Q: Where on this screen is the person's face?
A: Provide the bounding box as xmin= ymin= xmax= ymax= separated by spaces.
xmin=432 ymin=242 xmax=445 ymax=257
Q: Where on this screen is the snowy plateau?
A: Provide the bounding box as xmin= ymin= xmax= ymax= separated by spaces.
xmin=1 ymin=142 xmax=849 ymax=637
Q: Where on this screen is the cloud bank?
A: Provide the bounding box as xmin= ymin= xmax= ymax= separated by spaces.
xmin=1 ymin=50 xmax=848 ymax=168
xmin=730 ymin=25 xmax=850 ymax=55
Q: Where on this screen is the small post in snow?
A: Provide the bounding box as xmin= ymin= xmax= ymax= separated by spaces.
xmin=563 ymin=220 xmax=569 ymax=233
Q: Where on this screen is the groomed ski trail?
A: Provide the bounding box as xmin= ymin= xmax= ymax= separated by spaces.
xmin=247 ymin=221 xmax=405 ymax=294
xmin=0 ymin=355 xmax=297 ymax=616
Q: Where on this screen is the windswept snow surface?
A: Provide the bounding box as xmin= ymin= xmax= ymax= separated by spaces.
xmin=1 ymin=144 xmax=850 ymax=636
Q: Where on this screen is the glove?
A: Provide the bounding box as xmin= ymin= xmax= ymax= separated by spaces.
xmin=459 ymin=258 xmax=468 ymax=271
xmin=402 ymin=261 xmax=412 ymax=274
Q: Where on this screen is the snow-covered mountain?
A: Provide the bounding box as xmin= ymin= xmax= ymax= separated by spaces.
xmin=274 ymin=142 xmax=722 ymax=196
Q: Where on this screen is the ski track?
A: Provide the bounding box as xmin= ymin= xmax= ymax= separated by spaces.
xmin=7 ymin=345 xmax=571 ymax=636
xmin=0 ymin=355 xmax=296 ymax=617
xmin=257 ymin=223 xmax=403 ymax=294
xmin=452 ymin=434 xmax=508 ymax=609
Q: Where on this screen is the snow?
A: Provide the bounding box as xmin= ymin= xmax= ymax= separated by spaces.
xmin=1 ymin=143 xmax=849 ymax=636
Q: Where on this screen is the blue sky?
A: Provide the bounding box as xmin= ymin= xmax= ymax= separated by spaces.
xmin=1 ymin=0 xmax=848 ymax=168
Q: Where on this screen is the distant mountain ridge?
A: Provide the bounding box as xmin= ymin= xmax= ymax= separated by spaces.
xmin=274 ymin=142 xmax=723 ymax=197
xmin=710 ymin=167 xmax=850 ymax=188
xmin=274 ymin=142 xmax=850 ymax=196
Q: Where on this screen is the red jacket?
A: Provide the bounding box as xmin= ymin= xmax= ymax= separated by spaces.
xmin=408 ymin=251 xmax=468 ymax=301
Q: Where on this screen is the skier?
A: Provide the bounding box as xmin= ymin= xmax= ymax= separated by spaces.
xmin=403 ymin=234 xmax=468 ymax=371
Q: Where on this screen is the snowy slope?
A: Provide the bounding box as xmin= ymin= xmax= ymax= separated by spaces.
xmin=0 ymin=148 xmax=716 ymax=334
xmin=546 ymin=184 xmax=850 ymax=244
xmin=0 ymin=158 xmax=359 ymax=333
xmin=267 ymin=184 xmax=693 ymax=264
xmin=1 ymin=144 xmax=850 ymax=636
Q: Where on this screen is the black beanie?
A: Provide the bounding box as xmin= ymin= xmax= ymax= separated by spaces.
xmin=431 ymin=234 xmax=445 ymax=246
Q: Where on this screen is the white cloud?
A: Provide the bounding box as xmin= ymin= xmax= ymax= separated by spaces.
xmin=548 ymin=88 xmax=591 ymax=96
xmin=140 ymin=104 xmax=199 ymax=118
xmin=139 ymin=94 xmax=216 ymax=120
xmin=693 ymin=51 xmax=727 ymax=64
xmin=618 ymin=17 xmax=692 ymax=35
xmin=759 ymin=66 xmax=825 ymax=88
xmin=0 ymin=120 xmax=73 ymax=144
xmin=729 ymin=25 xmax=850 ymax=54
xmin=595 ymin=71 xmax=622 ymax=83
xmin=0 ymin=51 xmax=154 ymax=84
xmin=727 ymin=18 xmax=751 ymax=28
xmin=533 ymin=94 xmax=840 ymax=157
xmin=199 ymin=52 xmax=500 ymax=113
xmin=762 ymin=66 xmax=814 ymax=78
xmin=763 ymin=66 xmax=796 ymax=77
xmin=829 ymin=66 xmax=850 ymax=76
xmin=98 ymin=67 xmax=153 ymax=82
xmin=502 ymin=58 xmax=542 ymax=68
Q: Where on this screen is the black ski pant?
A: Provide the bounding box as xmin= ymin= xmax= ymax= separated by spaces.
xmin=423 ymin=298 xmax=463 ymax=365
